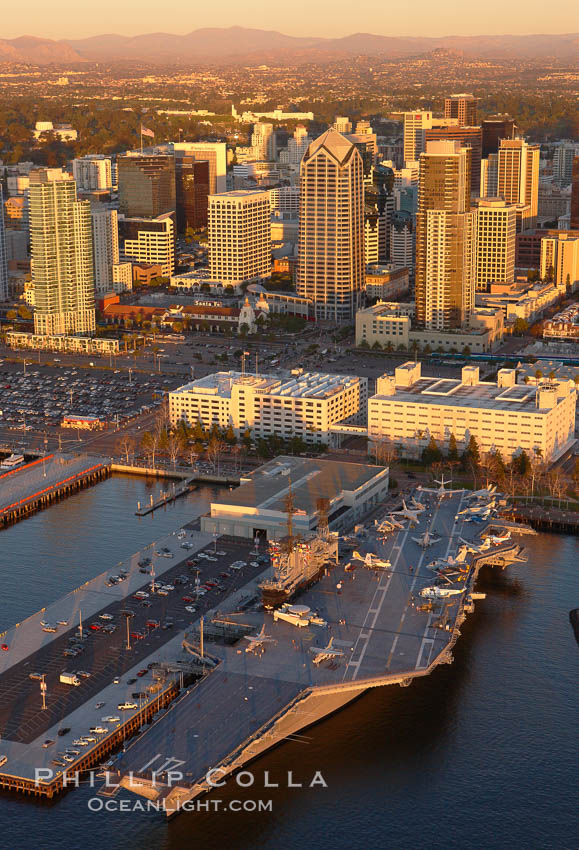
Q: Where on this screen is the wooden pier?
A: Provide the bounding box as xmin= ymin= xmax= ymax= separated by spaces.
xmin=135 ymin=478 xmax=194 ymax=516
xmin=0 ymin=455 xmax=111 ymax=529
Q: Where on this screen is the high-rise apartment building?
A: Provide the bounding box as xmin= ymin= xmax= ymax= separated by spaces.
xmin=251 ymin=123 xmax=275 ymax=160
xmin=72 ymin=155 xmax=112 ymax=191
xmin=415 ymin=141 xmax=476 ymax=330
xmin=29 ymin=168 xmax=95 ymax=336
xmin=297 ymin=128 xmax=365 ymax=322
xmin=0 ymin=186 xmax=7 ymax=301
xmin=208 ymin=191 xmax=270 ymax=286
xmin=117 ymin=153 xmax=176 ymax=218
xmin=171 ymin=142 xmax=227 ymax=194
xmin=424 ymin=126 xmax=482 ymax=194
xmin=571 ymin=157 xmax=579 ymax=230
xmin=553 ymin=143 xmax=579 ymax=187
xmin=480 ymin=154 xmax=499 ymax=197
xmin=91 ymin=208 xmax=119 ymax=295
xmin=475 ymin=198 xmax=516 ymax=292
xmin=481 ymin=115 xmax=517 ymax=157
xmin=444 ymin=94 xmax=477 ymax=127
xmin=333 ymin=116 xmax=352 ymax=134
xmin=174 ymin=155 xmax=209 ymax=232
xmin=403 ymin=111 xmax=432 ymax=165
xmin=279 ymin=125 xmax=312 ymax=166
xmin=118 ymin=213 xmax=175 ymax=278
xmin=365 ymin=163 xmax=395 ymax=261
xmin=497 ymin=138 xmax=540 ymax=228
xmin=540 ymin=233 xmax=579 ymax=291
xmin=390 ymin=210 xmax=414 ymax=269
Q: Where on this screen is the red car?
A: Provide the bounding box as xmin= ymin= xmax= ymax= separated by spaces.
xmin=146 ymin=620 xmax=159 ymax=629
xmin=89 ymin=623 xmax=102 ymax=631
xmin=137 ymin=669 xmax=148 ymax=677
xmin=130 ymin=631 xmax=145 ymax=640
xmin=182 ymin=596 xmax=194 ymax=603
xmin=205 ymin=581 xmax=218 ymax=588
xmin=1 ymin=644 xmax=9 ymax=651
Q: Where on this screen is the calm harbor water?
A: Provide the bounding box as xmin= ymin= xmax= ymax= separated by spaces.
xmin=0 ymin=475 xmax=577 ymax=850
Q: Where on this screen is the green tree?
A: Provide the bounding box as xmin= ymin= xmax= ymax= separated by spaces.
xmin=447 ymin=432 xmax=459 ymax=461
xmin=422 ymin=435 xmax=442 ymax=465
xmin=224 ymin=424 xmax=237 ymax=446
xmin=513 ymin=318 xmax=529 ymax=336
xmin=515 ymin=450 xmax=532 ymax=477
xmin=463 ymin=435 xmax=480 ymax=467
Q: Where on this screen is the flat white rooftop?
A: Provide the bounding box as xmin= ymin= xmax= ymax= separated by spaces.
xmin=171 ymin=371 xmax=363 ymax=401
xmin=371 ymin=379 xmax=561 ymax=413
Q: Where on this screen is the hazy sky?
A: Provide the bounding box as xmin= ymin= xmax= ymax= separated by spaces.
xmin=3 ymin=0 xmax=577 ymax=39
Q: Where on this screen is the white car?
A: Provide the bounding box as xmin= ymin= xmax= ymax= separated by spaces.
xmin=215 ymin=551 xmax=227 ymax=557
xmin=118 ymin=702 xmax=138 ymax=711
xmin=156 ymin=589 xmax=168 ymax=596
xmin=102 ymin=715 xmax=120 ymax=723
xmin=161 ymin=585 xmax=175 ymax=592
xmin=99 ymin=613 xmax=114 ymax=621
xmin=185 ymin=605 xmax=197 ymax=613
xmin=134 ymin=591 xmax=149 ymax=599
xmin=89 ymin=726 xmax=108 ymax=735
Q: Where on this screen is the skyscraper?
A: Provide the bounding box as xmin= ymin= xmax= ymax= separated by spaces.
xmin=424 ymin=126 xmax=482 ymax=195
xmin=118 ymin=213 xmax=175 ymax=278
xmin=390 ymin=210 xmax=414 ymax=270
xmin=540 ymin=233 xmax=579 ymax=291
xmin=475 ymin=198 xmax=516 ymax=291
xmin=29 ymin=168 xmax=95 ymax=336
xmin=415 ymin=141 xmax=476 ymax=329
xmin=208 ymin=191 xmax=270 ymax=287
xmin=444 ymin=94 xmax=477 ymax=127
xmin=297 ymin=128 xmax=365 ymax=322
xmin=91 ymin=208 xmax=119 ymax=295
xmin=0 ymin=186 xmax=7 ymax=301
xmin=571 ymin=157 xmax=579 ymax=230
xmin=174 ymin=156 xmax=210 ymax=232
xmin=481 ymin=115 xmax=517 ymax=158
xmin=251 ymin=123 xmax=275 ymax=161
xmin=403 ymin=111 xmax=432 ymax=165
xmin=72 ymin=155 xmax=112 ymax=191
xmin=480 ymin=154 xmax=499 ymax=197
xmin=117 ymin=153 xmax=176 ymax=218
xmin=553 ymin=143 xmax=579 ymax=187
xmin=497 ymin=138 xmax=540 ymax=228
xmin=279 ymin=125 xmax=312 ymax=166
xmin=171 ymin=142 xmax=227 ymax=194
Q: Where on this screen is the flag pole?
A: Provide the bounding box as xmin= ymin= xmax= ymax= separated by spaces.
xmin=140 ymin=125 xmax=143 ymax=154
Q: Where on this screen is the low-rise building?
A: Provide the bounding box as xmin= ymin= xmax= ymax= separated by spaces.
xmin=356 ymin=302 xmax=503 ymax=352
xmin=201 ymin=455 xmax=389 ymax=540
xmin=112 ymin=262 xmax=133 ymax=293
xmin=33 ymin=121 xmax=77 ymax=141
xmin=543 ymin=304 xmax=579 ymax=341
xmin=169 ymin=370 xmax=368 ymax=444
xmin=476 ymin=281 xmax=562 ymax=323
xmin=6 ymin=331 xmax=119 ymax=354
xmin=365 ymin=265 xmax=410 ymax=301
xmin=368 ymin=361 xmax=576 ymax=463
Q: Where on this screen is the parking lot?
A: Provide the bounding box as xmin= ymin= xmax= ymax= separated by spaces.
xmin=0 ymin=533 xmax=265 ymax=745
xmin=0 ymin=363 xmax=178 ymax=433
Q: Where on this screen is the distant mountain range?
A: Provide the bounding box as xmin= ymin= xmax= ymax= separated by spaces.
xmin=0 ymin=28 xmax=577 ymax=65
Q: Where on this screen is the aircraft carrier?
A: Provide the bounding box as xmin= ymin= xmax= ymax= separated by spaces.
xmin=106 ymin=484 xmax=527 ymax=815
xmin=0 ymin=482 xmax=528 ymax=812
